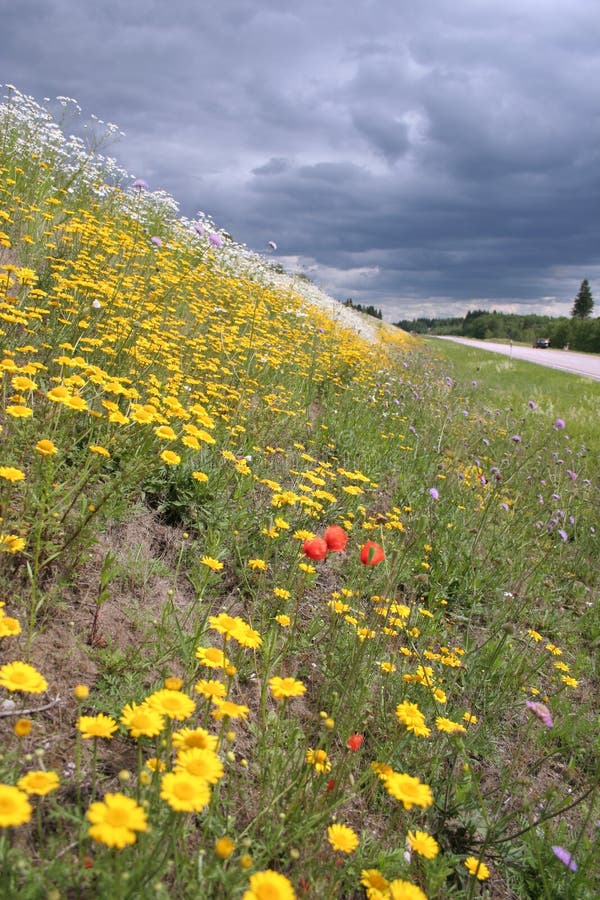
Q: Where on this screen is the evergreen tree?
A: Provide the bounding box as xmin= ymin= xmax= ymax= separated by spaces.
xmin=571 ymin=279 xmax=594 ymax=319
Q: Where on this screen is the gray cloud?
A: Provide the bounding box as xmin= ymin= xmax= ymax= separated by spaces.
xmin=2 ymin=0 xmax=600 ymax=318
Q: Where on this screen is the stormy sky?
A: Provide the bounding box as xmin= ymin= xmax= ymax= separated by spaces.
xmin=2 ymin=0 xmax=600 ymax=320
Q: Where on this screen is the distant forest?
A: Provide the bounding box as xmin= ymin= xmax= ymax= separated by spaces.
xmin=343 ymin=299 xmax=383 ymax=319
xmin=394 ymin=309 xmax=600 ymax=353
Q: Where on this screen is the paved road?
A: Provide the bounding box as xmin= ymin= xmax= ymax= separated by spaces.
xmin=433 ymin=336 xmax=600 ymax=381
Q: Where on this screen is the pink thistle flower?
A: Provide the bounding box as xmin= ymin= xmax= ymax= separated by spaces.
xmin=551 ymin=846 xmax=577 ymax=871
xmin=526 ymin=700 xmax=553 ymax=728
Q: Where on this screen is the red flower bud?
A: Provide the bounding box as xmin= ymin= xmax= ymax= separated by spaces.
xmin=302 ymin=537 xmax=329 ymax=561
xmin=324 ymin=525 xmax=348 ymax=552
xmin=347 ymin=733 xmax=364 ymax=751
xmin=326 ymin=778 xmax=336 ymax=791
xmin=359 ymin=540 xmax=385 ymax=566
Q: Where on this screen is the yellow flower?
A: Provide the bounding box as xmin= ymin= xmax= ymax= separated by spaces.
xmin=17 ymin=770 xmax=60 ymax=796
xmin=435 ymin=717 xmax=466 ymax=735
xmin=120 ymin=702 xmax=165 ymax=738
xmin=6 ymin=404 xmax=33 ymax=418
xmin=194 ymin=679 xmax=227 ymax=700
xmin=196 ymin=646 xmax=231 ymax=670
xmin=232 ymin=620 xmax=262 ymax=649
xmin=89 ymin=444 xmax=110 ymax=458
xmin=215 ymin=835 xmax=235 ymax=859
xmin=242 ymin=870 xmax=296 ymax=900
xmin=0 ymin=466 xmax=26 ymax=482
xmin=172 ymin=726 xmax=219 ymax=752
xmin=561 ymin=675 xmax=579 ymax=688
xmin=77 ymin=713 xmax=118 ymax=739
xmin=211 ymin=699 xmax=250 ymax=721
xmin=47 ymin=385 xmax=71 ymax=404
xmin=164 ymin=676 xmax=184 ymax=690
xmin=201 ymin=556 xmax=224 ymax=571
xmin=464 ymin=856 xmax=490 ymax=880
xmin=11 ymin=376 xmax=37 ymax=391
xmin=360 ymin=869 xmax=389 ymax=894
xmin=13 ymin=718 xmax=32 ymax=737
xmin=305 ymin=748 xmax=331 ymax=774
xmin=407 ymin=829 xmax=439 ymax=859
xmin=381 ymin=771 xmax=433 ymax=810
xmin=175 ymin=747 xmax=225 ymax=784
xmin=73 ymin=684 xmax=89 ymax=700
xmin=248 ymin=558 xmax=268 ymax=571
xmin=160 ymin=771 xmax=211 ymax=812
xmin=35 ymin=439 xmax=58 ymax=456
xmin=0 ymin=613 xmax=21 ymax=637
xmin=192 ymin=471 xmax=209 ymax=482
xmin=269 ymin=676 xmax=306 ymax=701
xmin=273 ymin=588 xmax=291 ymax=600
xmin=327 ymin=823 xmax=359 ymax=853
xmin=160 ymin=449 xmax=181 ymax=465
xmin=146 ymin=689 xmax=195 ymax=721
xmin=87 ymin=792 xmax=148 ymax=848
xmin=387 ymin=879 xmax=428 ymax=899
xmin=395 ymin=702 xmax=431 ymax=738
xmin=155 ymin=425 xmax=177 ymax=440
xmin=0 ymin=534 xmax=26 ymax=553
xmin=275 ymin=615 xmax=291 ymax=627
xmin=0 ymin=784 xmax=32 ymax=828
xmin=0 ymin=661 xmax=48 ymax=693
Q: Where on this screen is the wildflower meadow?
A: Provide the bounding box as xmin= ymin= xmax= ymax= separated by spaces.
xmin=0 ymin=86 xmax=598 ymax=899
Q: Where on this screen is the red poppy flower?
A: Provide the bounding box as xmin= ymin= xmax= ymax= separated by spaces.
xmin=359 ymin=540 xmax=385 ymax=566
xmin=324 ymin=525 xmax=348 ymax=552
xmin=302 ymin=537 xmax=329 ymax=561
xmin=326 ymin=779 xmax=336 ymax=791
xmin=347 ymin=733 xmax=364 ymax=751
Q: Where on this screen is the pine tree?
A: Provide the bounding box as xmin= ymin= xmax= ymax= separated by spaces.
xmin=571 ymin=279 xmax=594 ymax=319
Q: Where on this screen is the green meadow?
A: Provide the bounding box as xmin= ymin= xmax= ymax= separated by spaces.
xmin=0 ymin=88 xmax=598 ymax=899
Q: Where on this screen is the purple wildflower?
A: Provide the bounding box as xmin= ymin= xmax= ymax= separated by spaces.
xmin=566 ymin=470 xmax=577 ymax=481
xmin=151 ymin=236 xmax=162 ymax=247
xmin=429 ymin=487 xmax=439 ymax=501
xmin=528 ymin=400 xmax=537 ymax=410
xmin=500 ymin=502 xmax=509 ymax=512
xmin=209 ymin=233 xmax=223 ymax=248
xmin=554 ymin=418 xmax=566 ymax=430
xmin=512 ymin=435 xmax=521 ymax=443
xmin=557 ymin=529 xmax=568 ymax=542
xmin=526 ymin=700 xmax=553 ymax=728
xmin=194 ymin=224 xmax=205 ymax=236
xmin=551 ymin=846 xmax=577 ymax=871
xmin=132 ymin=179 xmax=148 ymax=190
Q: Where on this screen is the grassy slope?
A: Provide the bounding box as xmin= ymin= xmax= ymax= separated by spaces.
xmin=0 ymin=91 xmax=599 ymax=899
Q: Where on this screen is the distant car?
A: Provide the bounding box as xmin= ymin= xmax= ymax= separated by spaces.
xmin=533 ymin=338 xmax=550 ymax=348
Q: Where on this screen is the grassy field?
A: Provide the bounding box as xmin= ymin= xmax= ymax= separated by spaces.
xmin=0 ymin=88 xmax=598 ymax=900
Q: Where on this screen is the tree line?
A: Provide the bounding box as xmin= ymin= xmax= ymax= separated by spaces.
xmin=395 ymin=280 xmax=600 ymax=352
xmin=343 ymin=299 xmax=383 ymax=319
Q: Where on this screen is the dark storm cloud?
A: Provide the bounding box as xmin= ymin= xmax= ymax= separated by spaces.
xmin=2 ymin=0 xmax=600 ymax=319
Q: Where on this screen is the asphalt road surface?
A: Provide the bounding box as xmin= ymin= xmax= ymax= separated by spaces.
xmin=434 ymin=337 xmax=600 ymax=382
